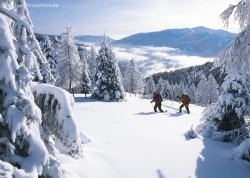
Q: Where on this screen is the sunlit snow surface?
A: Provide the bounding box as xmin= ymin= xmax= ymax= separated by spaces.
xmin=59 ymin=94 xmax=250 ymax=178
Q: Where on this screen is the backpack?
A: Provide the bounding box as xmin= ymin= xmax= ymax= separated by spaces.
xmin=159 ymin=95 xmax=163 ymax=102
xmin=184 ymin=95 xmax=190 ymax=103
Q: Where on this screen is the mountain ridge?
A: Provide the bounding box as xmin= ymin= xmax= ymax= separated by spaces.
xmin=73 ymin=26 xmax=235 ymax=57
xmin=111 ymin=26 xmax=235 ymax=57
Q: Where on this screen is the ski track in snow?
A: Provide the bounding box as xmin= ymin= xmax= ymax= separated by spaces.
xmin=60 ymin=94 xmax=250 ymax=178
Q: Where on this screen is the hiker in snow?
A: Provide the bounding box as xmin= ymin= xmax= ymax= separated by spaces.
xmin=150 ymin=92 xmax=164 ymax=112
xmin=177 ymin=94 xmax=190 ymax=114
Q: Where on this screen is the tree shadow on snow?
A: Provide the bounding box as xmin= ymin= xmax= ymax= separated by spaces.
xmin=195 ymin=139 xmax=250 ymax=178
xmin=156 ymin=169 xmax=167 ymax=178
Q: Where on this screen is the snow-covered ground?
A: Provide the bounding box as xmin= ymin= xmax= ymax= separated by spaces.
xmin=60 ymin=94 xmax=250 ymax=178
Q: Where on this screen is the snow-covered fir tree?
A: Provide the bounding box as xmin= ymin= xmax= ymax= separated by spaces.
xmin=195 ymin=73 xmax=209 ymax=106
xmin=207 ymin=74 xmax=220 ymax=104
xmin=40 ymin=35 xmax=57 ymax=78
xmin=78 ymin=45 xmax=89 ymax=65
xmin=198 ymin=72 xmax=250 ymax=142
xmin=186 ymin=83 xmax=196 ymax=103
xmin=144 ymin=76 xmax=156 ymax=97
xmin=123 ymin=59 xmax=144 ymax=95
xmin=87 ymin=46 xmax=97 ymax=84
xmin=198 ymin=0 xmax=250 ymax=143
xmin=172 ymin=82 xmax=185 ymax=99
xmin=55 ymin=27 xmax=82 ymax=92
xmin=78 ymin=47 xmax=92 ymax=96
xmin=158 ymin=79 xmax=172 ymax=99
xmin=0 ymin=1 xmax=82 ymax=176
xmin=92 ymin=39 xmax=125 ymax=101
xmin=156 ymin=77 xmax=164 ymax=94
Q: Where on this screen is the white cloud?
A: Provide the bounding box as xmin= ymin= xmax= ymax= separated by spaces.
xmin=111 ymin=45 xmax=213 ymax=77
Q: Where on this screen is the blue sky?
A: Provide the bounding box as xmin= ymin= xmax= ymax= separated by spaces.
xmin=28 ymin=0 xmax=240 ymax=39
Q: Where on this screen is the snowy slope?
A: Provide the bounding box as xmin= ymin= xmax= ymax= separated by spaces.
xmin=60 ymin=94 xmax=250 ymax=178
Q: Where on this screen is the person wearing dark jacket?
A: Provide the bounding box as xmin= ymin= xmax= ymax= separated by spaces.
xmin=151 ymin=92 xmax=164 ymax=112
xmin=177 ymin=94 xmax=190 ymax=114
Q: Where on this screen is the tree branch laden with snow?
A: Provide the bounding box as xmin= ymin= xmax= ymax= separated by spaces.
xmin=0 ymin=1 xmax=82 ymax=177
xmin=31 ymin=83 xmax=82 ymax=157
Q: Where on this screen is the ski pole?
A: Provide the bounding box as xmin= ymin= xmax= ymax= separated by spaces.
xmin=163 ymin=99 xmax=174 ymax=108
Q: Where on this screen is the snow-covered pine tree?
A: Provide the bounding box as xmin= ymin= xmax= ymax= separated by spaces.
xmin=87 ymin=46 xmax=97 ymax=84
xmin=92 ymin=39 xmax=125 ymax=101
xmin=173 ymin=82 xmax=185 ymax=100
xmin=197 ymin=0 xmax=250 ymax=143
xmin=207 ymin=74 xmax=219 ymax=104
xmin=143 ymin=76 xmax=156 ymax=97
xmin=156 ymin=77 xmax=164 ymax=94
xmin=78 ymin=46 xmax=91 ymax=96
xmin=186 ymin=83 xmax=196 ymax=104
xmin=198 ymin=72 xmax=250 ymax=142
xmin=195 ymin=73 xmax=209 ymax=106
xmin=123 ymin=59 xmax=144 ymax=95
xmin=55 ymin=27 xmax=82 ymax=92
xmin=40 ymin=35 xmax=57 ymax=79
xmin=0 ymin=1 xmax=82 ymax=176
xmin=159 ymin=79 xmax=172 ymax=99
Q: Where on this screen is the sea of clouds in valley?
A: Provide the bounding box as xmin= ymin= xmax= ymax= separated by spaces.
xmin=112 ymin=45 xmax=214 ymax=77
xmin=81 ymin=40 xmax=214 ymax=77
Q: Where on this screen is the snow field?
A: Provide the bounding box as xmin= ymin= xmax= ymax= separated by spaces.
xmin=60 ymin=94 xmax=250 ymax=178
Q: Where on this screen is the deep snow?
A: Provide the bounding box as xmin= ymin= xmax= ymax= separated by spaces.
xmin=60 ymin=94 xmax=250 ymax=178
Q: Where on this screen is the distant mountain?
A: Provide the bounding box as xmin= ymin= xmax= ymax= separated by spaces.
xmin=112 ymin=26 xmax=235 ymax=57
xmin=74 ymin=35 xmax=114 ymax=44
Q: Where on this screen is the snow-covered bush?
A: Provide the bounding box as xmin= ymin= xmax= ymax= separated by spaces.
xmin=184 ymin=125 xmax=198 ymax=140
xmin=235 ymin=138 xmax=250 ymax=161
xmin=31 ymin=83 xmax=82 ymax=156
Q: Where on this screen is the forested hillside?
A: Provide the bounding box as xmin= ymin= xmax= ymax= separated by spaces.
xmin=151 ymin=62 xmax=225 ymax=87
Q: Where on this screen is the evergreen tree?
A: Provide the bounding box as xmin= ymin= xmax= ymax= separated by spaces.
xmin=40 ymin=35 xmax=57 ymax=79
xmin=198 ymin=0 xmax=250 ymax=143
xmin=55 ymin=27 xmax=82 ymax=92
xmin=156 ymin=77 xmax=164 ymax=93
xmin=123 ymin=59 xmax=144 ymax=95
xmin=198 ymin=73 xmax=250 ymax=142
xmin=87 ymin=46 xmax=98 ymax=84
xmin=215 ymin=0 xmax=250 ymax=75
xmin=160 ymin=80 xmax=172 ymax=99
xmin=78 ymin=47 xmax=91 ymax=96
xmin=92 ymin=40 xmax=125 ymax=101
xmin=195 ymin=73 xmax=209 ymax=106
xmin=0 ymin=1 xmax=81 ymax=176
xmin=207 ymin=74 xmax=219 ymax=104
xmin=144 ymin=76 xmax=156 ymax=97
xmin=173 ymin=82 xmax=185 ymax=99
xmin=186 ymin=83 xmax=196 ymax=103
